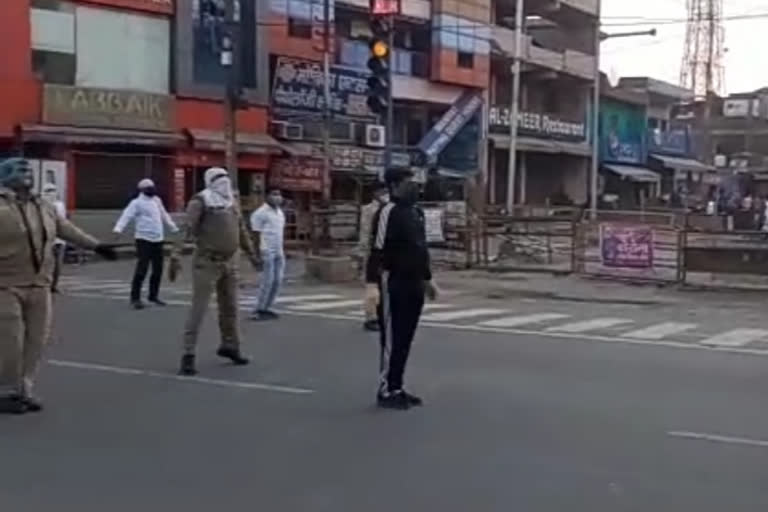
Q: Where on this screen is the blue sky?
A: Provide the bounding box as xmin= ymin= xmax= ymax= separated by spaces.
xmin=601 ymin=0 xmax=767 ymax=94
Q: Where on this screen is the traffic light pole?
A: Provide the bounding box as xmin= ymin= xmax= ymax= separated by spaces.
xmin=322 ymin=0 xmax=332 ymax=201
xmin=224 ymin=0 xmax=239 ymax=186
xmin=384 ymin=14 xmax=394 ymax=170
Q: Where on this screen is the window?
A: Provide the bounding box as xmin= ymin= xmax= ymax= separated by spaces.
xmin=32 ymin=50 xmax=75 ymax=84
xmin=288 ymin=17 xmax=312 ymax=39
xmin=458 ymin=51 xmax=474 ymax=69
xmin=31 ymin=0 xmax=73 ymax=11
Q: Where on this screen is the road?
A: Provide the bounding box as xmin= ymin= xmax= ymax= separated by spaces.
xmin=1 ymin=264 xmax=767 ymax=511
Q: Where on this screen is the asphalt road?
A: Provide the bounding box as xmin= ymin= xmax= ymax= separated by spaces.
xmin=1 ymin=292 xmax=766 ymax=511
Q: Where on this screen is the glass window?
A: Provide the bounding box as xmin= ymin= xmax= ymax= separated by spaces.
xmin=458 ymin=51 xmax=474 ymax=69
xmin=32 ymin=50 xmax=75 ymax=85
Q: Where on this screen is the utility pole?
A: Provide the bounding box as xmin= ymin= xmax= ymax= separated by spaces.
xmin=222 ymin=0 xmax=240 ymax=186
xmin=505 ymin=0 xmax=524 ymax=213
xmin=384 ymin=14 xmax=394 ymax=169
xmin=322 ymin=0 xmax=332 ymax=201
xmin=589 ymin=22 xmax=656 ymax=219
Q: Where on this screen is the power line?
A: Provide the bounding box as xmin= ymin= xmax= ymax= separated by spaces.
xmin=602 ymin=12 xmax=768 ymax=27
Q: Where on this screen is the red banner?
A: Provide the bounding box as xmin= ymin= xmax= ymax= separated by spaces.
xmin=78 ymin=0 xmax=174 ymax=15
xmin=370 ymin=0 xmax=400 ymax=15
xmin=270 ymin=158 xmax=325 ymax=193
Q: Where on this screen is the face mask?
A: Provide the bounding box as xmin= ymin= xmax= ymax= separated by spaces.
xmin=211 ymin=177 xmax=232 ymax=199
xmin=43 ymin=191 xmax=57 ymax=202
xmin=377 ymin=194 xmax=390 ymax=204
xmin=142 ymin=187 xmax=157 ymax=197
xmin=268 ymin=194 xmax=283 ymax=207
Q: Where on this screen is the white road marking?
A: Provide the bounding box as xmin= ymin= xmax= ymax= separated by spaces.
xmin=275 ymin=294 xmax=345 ymax=304
xmin=67 ymin=283 xmax=130 ymax=292
xmin=668 ymin=431 xmax=768 ymax=449
xmin=621 ymin=322 xmax=698 ymax=340
xmin=288 ymin=299 xmax=363 ymax=311
xmin=700 ymin=329 xmax=768 ymax=347
xmin=47 ymin=359 xmax=314 ymax=395
xmin=546 ymin=318 xmax=633 ymax=333
xmin=478 ymin=313 xmax=571 ymax=328
xmin=347 ymin=303 xmax=455 ymax=317
xmin=64 ymin=290 xmax=768 ymax=358
xmin=421 ymin=308 xmax=507 ymax=321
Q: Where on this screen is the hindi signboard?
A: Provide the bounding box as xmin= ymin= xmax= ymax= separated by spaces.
xmin=599 ymin=224 xmax=654 ymax=269
xmin=271 ymin=57 xmax=374 ymax=120
xmin=270 ymin=157 xmax=325 ymax=193
xmin=424 ymin=208 xmax=445 ymax=243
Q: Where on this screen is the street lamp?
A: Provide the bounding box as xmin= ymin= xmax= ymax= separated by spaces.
xmin=589 ymin=19 xmax=657 ymax=219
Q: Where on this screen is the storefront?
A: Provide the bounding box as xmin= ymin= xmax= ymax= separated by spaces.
xmin=598 ymin=98 xmax=659 ymax=210
xmin=488 ymin=106 xmax=591 ymax=207
xmin=648 ymin=127 xmax=715 ymax=206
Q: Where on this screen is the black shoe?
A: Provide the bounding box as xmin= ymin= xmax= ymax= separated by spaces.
xmin=216 ymin=347 xmax=250 ymax=366
xmin=149 ymin=298 xmax=167 ymax=307
xmin=363 ymin=319 xmax=380 ymax=332
xmin=20 ymin=395 xmax=43 ymax=412
xmin=402 ymin=390 xmax=423 ymax=407
xmin=179 ymin=354 xmax=197 ymax=376
xmin=131 ymin=301 xmax=145 ymax=310
xmin=259 ymin=310 xmax=280 ymax=320
xmin=0 ymin=395 xmax=28 ymax=415
xmin=376 ymin=391 xmax=410 ymax=410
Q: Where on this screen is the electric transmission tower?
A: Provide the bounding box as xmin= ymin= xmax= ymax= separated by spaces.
xmin=680 ymin=0 xmax=725 ymax=98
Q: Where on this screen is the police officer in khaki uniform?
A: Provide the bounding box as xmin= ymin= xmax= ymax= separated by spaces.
xmin=0 ymin=158 xmax=117 ymax=414
xmin=171 ymin=167 xmax=259 ymax=376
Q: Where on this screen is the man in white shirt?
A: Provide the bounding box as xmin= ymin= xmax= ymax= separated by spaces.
xmin=41 ymin=183 xmax=67 ymax=293
xmin=113 ymin=178 xmax=179 ymax=309
xmin=250 ymin=187 xmax=286 ymax=320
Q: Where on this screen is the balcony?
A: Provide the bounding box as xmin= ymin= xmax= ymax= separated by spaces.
xmin=526 ymin=0 xmax=599 ymax=21
xmin=337 ymin=38 xmax=430 ymax=79
xmin=492 ymin=26 xmax=595 ymax=80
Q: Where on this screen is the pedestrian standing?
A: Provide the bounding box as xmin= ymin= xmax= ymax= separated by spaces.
xmin=41 ymin=183 xmax=67 ymax=293
xmin=250 ymin=188 xmax=286 ymax=321
xmin=113 ymin=179 xmax=179 ymax=309
xmin=170 ymin=167 xmax=260 ymax=376
xmin=0 ymin=158 xmax=117 ymax=414
xmin=366 ymin=168 xmax=439 ymax=410
xmin=359 ymin=184 xmax=389 ymax=331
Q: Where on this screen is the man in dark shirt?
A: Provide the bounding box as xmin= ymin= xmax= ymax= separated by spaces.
xmin=366 ymin=168 xmax=438 ymax=410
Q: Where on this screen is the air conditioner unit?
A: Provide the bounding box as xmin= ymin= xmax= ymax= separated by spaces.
xmin=364 ymin=124 xmax=386 ymax=148
xmin=271 ymin=121 xmax=304 ymax=141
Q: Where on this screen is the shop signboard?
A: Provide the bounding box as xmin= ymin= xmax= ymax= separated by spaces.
xmin=43 ymin=84 xmax=174 ymax=131
xmin=600 ymin=100 xmax=646 ymax=165
xmin=272 ymin=57 xmax=375 ymax=120
xmin=489 ymin=106 xmax=587 ymax=142
xmin=418 ymin=91 xmax=483 ymax=160
xmin=648 ymin=128 xmax=691 ymax=157
xmin=270 ymin=157 xmax=325 ymax=193
xmin=423 ymin=208 xmax=445 ymax=243
xmin=599 ymin=224 xmax=654 ymax=269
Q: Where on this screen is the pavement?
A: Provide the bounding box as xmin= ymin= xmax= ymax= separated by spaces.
xmin=1 ymin=259 xmax=767 ymax=511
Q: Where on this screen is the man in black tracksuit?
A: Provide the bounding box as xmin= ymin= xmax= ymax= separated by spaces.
xmin=366 ymin=168 xmax=438 ymax=410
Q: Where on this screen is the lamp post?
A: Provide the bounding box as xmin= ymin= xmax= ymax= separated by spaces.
xmin=589 ymin=19 xmax=656 ymax=219
xmin=222 ymin=0 xmax=241 ymax=186
xmin=505 ymin=0 xmax=525 ymax=213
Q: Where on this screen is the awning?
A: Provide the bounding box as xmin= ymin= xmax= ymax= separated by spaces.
xmin=489 ymin=134 xmax=591 ymax=157
xmin=603 ymin=164 xmax=660 ymax=183
xmin=187 ymin=129 xmax=289 ymax=155
xmin=19 ymin=124 xmax=183 ymax=147
xmin=650 ymin=154 xmax=714 ymax=173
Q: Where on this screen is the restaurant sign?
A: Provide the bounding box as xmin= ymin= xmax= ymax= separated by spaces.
xmin=43 ymin=85 xmax=174 ymax=132
xmin=489 ymin=106 xmax=587 ymax=142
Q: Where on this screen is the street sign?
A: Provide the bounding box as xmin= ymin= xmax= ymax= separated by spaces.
xmin=370 ymin=0 xmax=399 ymax=15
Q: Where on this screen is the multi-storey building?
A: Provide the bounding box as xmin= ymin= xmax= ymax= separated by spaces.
xmin=0 ymin=0 xmax=280 ymax=217
xmin=486 ymin=0 xmax=598 ymax=208
xmin=263 ymin=0 xmax=489 ymax=210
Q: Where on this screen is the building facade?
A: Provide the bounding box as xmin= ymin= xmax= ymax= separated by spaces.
xmin=0 ymin=0 xmax=280 ymax=213
xmin=486 ymin=0 xmax=598 ymax=208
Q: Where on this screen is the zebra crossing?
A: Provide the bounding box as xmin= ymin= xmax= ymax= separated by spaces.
xmin=58 ymin=276 xmax=768 ymax=352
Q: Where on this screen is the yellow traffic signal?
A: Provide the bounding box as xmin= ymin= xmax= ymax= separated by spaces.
xmin=371 ymin=40 xmax=389 ymax=58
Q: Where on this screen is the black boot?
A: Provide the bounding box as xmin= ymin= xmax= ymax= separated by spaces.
xmin=0 ymin=395 xmax=28 ymax=415
xmin=21 ymin=395 xmax=43 ymax=412
xmin=179 ymin=354 xmax=197 ymax=376
xmin=363 ymin=319 xmax=380 ymax=332
xmin=216 ymin=347 xmax=250 ymax=366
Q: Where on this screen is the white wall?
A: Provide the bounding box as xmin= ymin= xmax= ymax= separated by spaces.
xmin=75 ymin=6 xmax=170 ymax=94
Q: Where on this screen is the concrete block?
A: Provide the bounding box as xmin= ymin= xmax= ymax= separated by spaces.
xmin=305 ymin=254 xmax=357 ymax=283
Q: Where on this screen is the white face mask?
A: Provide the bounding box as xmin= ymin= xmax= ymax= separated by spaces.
xmin=378 ymin=194 xmax=390 ymax=204
xmin=43 ymin=191 xmax=57 ymax=202
xmin=210 ymin=177 xmax=233 ymax=199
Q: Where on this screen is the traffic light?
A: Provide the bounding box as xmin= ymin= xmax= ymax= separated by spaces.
xmin=366 ymin=15 xmax=392 ymax=116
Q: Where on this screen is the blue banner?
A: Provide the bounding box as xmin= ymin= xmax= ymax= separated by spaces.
xmin=648 ymin=128 xmax=691 ymax=157
xmin=417 ymin=90 xmax=483 ymax=161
